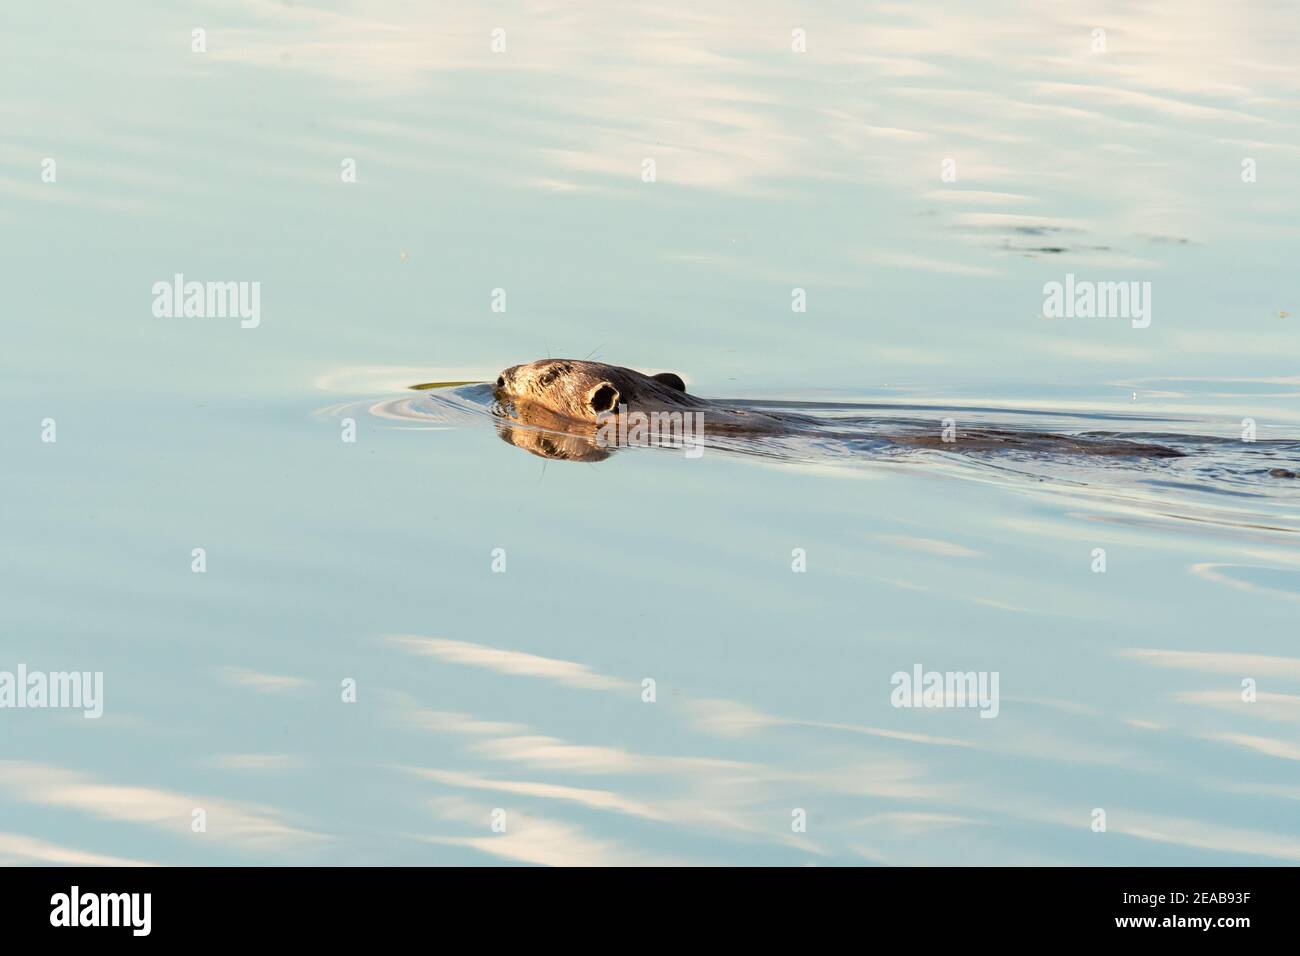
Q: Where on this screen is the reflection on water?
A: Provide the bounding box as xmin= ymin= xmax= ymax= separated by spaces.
xmin=3 ymin=0 xmax=1300 ymax=865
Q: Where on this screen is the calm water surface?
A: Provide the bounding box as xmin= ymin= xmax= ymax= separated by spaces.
xmin=2 ymin=1 xmax=1298 ymax=864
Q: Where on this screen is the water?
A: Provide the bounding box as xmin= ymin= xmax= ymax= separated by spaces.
xmin=2 ymin=1 xmax=1298 ymax=865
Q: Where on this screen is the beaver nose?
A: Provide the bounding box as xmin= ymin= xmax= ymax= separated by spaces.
xmin=497 ymin=365 xmax=521 ymax=390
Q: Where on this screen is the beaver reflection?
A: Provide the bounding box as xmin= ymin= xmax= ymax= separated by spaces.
xmin=493 ymin=398 xmax=612 ymax=462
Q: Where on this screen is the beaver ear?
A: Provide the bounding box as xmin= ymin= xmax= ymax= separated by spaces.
xmin=651 ymin=372 xmax=687 ymax=393
xmin=587 ymin=382 xmax=621 ymax=414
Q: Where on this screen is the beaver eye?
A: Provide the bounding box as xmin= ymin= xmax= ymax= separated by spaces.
xmin=496 ymin=376 xmax=506 ymax=388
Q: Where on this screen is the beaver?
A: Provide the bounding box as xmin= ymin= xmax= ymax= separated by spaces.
xmin=491 ymin=358 xmax=1190 ymax=462
xmin=493 ymin=359 xmax=790 ymax=431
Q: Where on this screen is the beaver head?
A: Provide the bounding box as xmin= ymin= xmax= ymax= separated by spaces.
xmin=494 ymin=359 xmax=693 ymax=423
